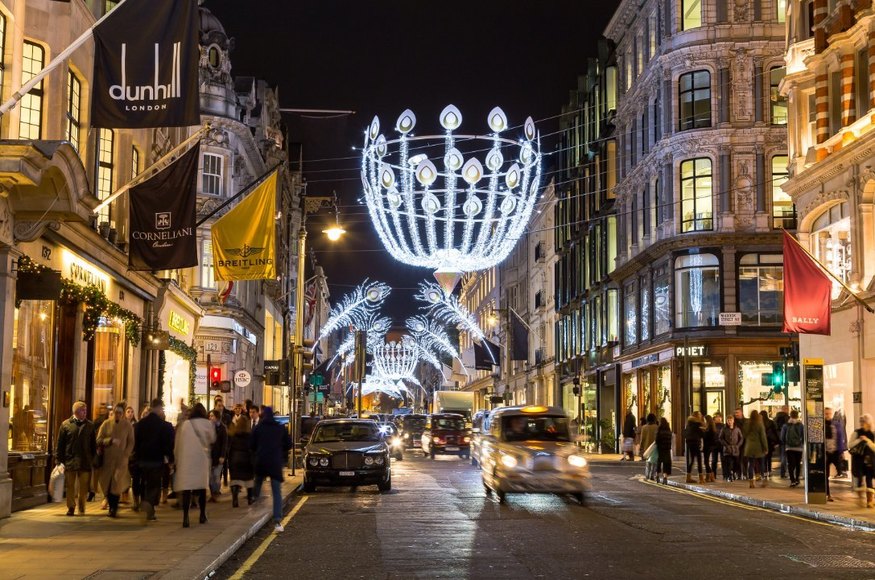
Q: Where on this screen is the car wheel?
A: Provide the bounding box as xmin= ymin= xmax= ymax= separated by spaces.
xmin=497 ymin=490 xmax=507 ymax=504
xmin=302 ymin=478 xmax=316 ymax=493
xmin=378 ymin=476 xmax=391 ymax=492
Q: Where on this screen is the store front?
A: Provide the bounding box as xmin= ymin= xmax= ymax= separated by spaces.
xmin=156 ymin=284 xmax=202 ymax=425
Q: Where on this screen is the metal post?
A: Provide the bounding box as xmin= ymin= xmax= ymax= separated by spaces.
xmin=289 ymin=226 xmax=307 ymax=475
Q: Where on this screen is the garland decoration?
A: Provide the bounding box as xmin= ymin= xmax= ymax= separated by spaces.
xmin=18 ymin=256 xmax=142 ymax=345
xmin=157 ymin=350 xmax=166 ymax=402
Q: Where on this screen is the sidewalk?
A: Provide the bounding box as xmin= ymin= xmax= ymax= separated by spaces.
xmin=0 ymin=473 xmax=302 ymax=580
xmin=594 ymin=453 xmax=875 ymax=531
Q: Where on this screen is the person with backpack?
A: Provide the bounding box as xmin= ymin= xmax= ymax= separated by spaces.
xmin=781 ymin=409 xmax=805 ymax=488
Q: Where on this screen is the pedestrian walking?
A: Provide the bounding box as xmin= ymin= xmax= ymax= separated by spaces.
xmin=174 ymin=403 xmax=215 ymax=528
xmin=251 ymin=406 xmax=293 ymax=532
xmin=208 ymin=409 xmax=229 ymax=502
xmin=655 ymin=417 xmax=673 ymax=484
xmin=774 ymin=405 xmax=790 ymax=478
xmin=125 ymin=405 xmax=140 ymax=509
xmin=134 ymin=399 xmax=175 ymax=522
xmin=228 ymin=415 xmax=255 ymax=507
xmin=719 ymin=415 xmax=742 ymax=482
xmin=732 ymin=408 xmax=747 ymax=480
xmin=683 ymin=415 xmax=704 ymax=483
xmin=249 ymin=405 xmax=261 ymax=429
xmin=743 ymin=410 xmax=769 ymax=488
xmin=780 ymin=410 xmax=804 ymax=488
xmin=96 ymin=403 xmax=135 ymax=518
xmin=834 ymin=409 xmax=849 ymax=477
xmin=56 ymin=401 xmax=96 ymax=516
xmin=702 ymin=415 xmax=718 ymax=482
xmin=621 ymin=410 xmax=636 ymax=461
xmin=639 ymin=414 xmax=658 ymax=461
xmin=848 ymin=413 xmax=875 ymax=508
xmin=710 ymin=413 xmax=725 ymax=479
xmin=761 ymin=410 xmax=780 ymax=479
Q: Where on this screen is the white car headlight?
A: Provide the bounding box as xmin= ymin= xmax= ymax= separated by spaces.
xmin=319 ymin=457 xmax=329 ymax=467
xmin=364 ymin=456 xmax=375 ymax=466
xmin=568 ymin=454 xmax=588 ymax=468
xmin=307 ymin=456 xmax=319 ymax=467
xmin=501 ymin=454 xmax=518 ymax=469
xmin=374 ymin=455 xmax=385 ymax=465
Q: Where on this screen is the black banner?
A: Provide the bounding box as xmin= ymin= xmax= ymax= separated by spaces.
xmin=510 ymin=309 xmax=529 ymax=361
xmin=91 ymin=0 xmax=200 ymax=128
xmin=128 ymin=144 xmax=199 ymax=270
xmin=474 ymin=339 xmax=500 ymax=371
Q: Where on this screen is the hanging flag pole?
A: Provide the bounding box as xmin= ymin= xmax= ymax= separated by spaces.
xmin=782 ymin=229 xmax=874 ymax=314
xmin=0 ymin=0 xmax=130 ymax=117
xmin=93 ymin=123 xmax=210 ymax=215
xmin=195 ymin=162 xmax=283 ymax=227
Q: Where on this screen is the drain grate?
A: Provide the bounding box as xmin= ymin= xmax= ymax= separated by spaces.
xmin=83 ymin=571 xmax=157 ymax=580
xmin=783 ymin=555 xmax=875 ymax=569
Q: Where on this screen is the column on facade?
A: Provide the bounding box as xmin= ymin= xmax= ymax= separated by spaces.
xmin=869 ymin=26 xmax=875 ymax=110
xmin=754 ymin=61 xmax=764 ymax=122
xmin=662 ymin=160 xmax=674 ymax=228
xmin=815 ymin=64 xmax=830 ymax=154
xmin=720 ymin=149 xmax=732 ymax=213
xmin=841 ymin=49 xmax=856 ymax=127
xmin=719 ymin=66 xmax=731 ymax=123
xmin=813 ymin=0 xmax=828 ymax=52
xmin=662 ymin=77 xmax=673 ymax=137
xmin=755 ymin=147 xmax=766 ymax=212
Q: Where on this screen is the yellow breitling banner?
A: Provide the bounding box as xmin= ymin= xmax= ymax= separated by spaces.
xmin=212 ymin=171 xmax=277 ymax=281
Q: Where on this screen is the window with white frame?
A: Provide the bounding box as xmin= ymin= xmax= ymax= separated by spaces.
xmin=201 ymin=238 xmax=217 ymax=289
xmin=771 ymin=155 xmax=794 ymax=229
xmin=96 ymin=129 xmax=115 ymax=225
xmin=202 ymin=153 xmax=223 ymax=196
xmin=679 ymin=70 xmax=711 ymax=130
xmin=810 ymin=202 xmax=851 ymax=299
xmin=66 ymin=70 xmax=82 ymax=151
xmin=674 ymin=253 xmax=720 ymax=328
xmin=738 ymin=254 xmax=783 ymax=325
xmin=20 ymin=42 xmax=45 ymax=140
xmin=680 ymin=158 xmax=713 ymax=232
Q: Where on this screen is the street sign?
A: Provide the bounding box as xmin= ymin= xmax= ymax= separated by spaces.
xmin=719 ymin=312 xmax=742 ymax=326
xmin=308 ymin=392 xmax=325 ymax=403
xmin=234 ymin=370 xmax=252 ymax=388
xmin=803 ymin=358 xmax=826 ymax=505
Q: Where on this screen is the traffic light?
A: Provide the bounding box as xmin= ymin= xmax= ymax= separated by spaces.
xmin=299 ymin=338 xmax=316 ymax=373
xmin=210 ymin=367 xmax=221 ymax=390
xmin=771 ymin=361 xmax=785 ymax=393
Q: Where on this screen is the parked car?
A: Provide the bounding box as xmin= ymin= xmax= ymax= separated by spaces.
xmin=302 ymin=419 xmax=391 ymax=492
xmin=479 ymin=405 xmax=589 ymax=504
xmin=421 ymin=413 xmax=470 ymax=459
xmin=470 ymin=410 xmax=491 ymax=467
xmin=397 ymin=414 xmax=427 ymax=451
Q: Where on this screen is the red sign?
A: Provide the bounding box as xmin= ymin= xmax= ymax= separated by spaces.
xmin=783 ymin=231 xmax=831 ymax=335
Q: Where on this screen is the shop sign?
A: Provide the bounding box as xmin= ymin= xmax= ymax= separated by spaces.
xmin=676 ymin=345 xmax=706 ymax=357
xmin=234 ymin=369 xmax=252 ymax=388
xmin=631 ymin=353 xmax=660 ymax=369
xmin=263 ymin=359 xmax=281 ymax=374
xmin=61 ymin=249 xmax=112 ymax=295
xmin=718 ymin=312 xmax=742 ymax=326
xmin=168 ymin=310 xmax=191 ymax=336
xmin=195 ymin=368 xmax=208 ymax=394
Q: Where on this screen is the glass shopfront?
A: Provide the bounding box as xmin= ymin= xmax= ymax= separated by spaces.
xmin=163 ymin=351 xmax=190 ymax=425
xmin=656 ymin=365 xmax=671 ymax=424
xmin=690 ymin=361 xmax=725 ymax=417
xmin=738 ymin=360 xmax=802 ymax=416
xmin=91 ymin=318 xmax=128 ymax=420
xmin=9 ymin=300 xmax=54 ymax=453
xmin=824 ymin=362 xmax=854 ymax=440
xmin=623 ymin=372 xmax=639 ymax=420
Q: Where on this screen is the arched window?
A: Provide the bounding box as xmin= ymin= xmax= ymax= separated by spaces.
xmin=679 ymin=70 xmax=711 ymax=130
xmin=208 ymin=46 xmax=220 ymax=69
xmin=810 ymin=202 xmax=851 ymax=298
xmin=680 ymin=158 xmax=713 ymax=232
xmin=674 ymin=253 xmax=720 ymax=328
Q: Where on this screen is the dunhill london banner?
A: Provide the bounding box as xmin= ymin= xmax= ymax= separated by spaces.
xmin=212 ymin=171 xmax=278 ymax=281
xmin=782 ymin=231 xmax=831 ymax=335
xmin=128 ymin=143 xmax=199 ymax=270
xmin=91 ymin=0 xmax=200 ymax=128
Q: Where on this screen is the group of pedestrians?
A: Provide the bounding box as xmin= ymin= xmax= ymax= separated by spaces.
xmin=635 ymin=406 xmax=875 ymax=508
xmin=55 ymin=395 xmax=293 ymax=530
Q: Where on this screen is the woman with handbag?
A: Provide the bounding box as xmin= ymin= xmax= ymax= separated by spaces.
xmin=848 ymin=413 xmax=875 ymax=508
xmin=173 ymin=403 xmax=216 ymax=527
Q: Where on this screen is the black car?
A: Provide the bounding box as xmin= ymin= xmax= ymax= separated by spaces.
xmin=397 ymin=414 xmax=427 ymax=450
xmin=302 ymin=419 xmax=391 ymax=492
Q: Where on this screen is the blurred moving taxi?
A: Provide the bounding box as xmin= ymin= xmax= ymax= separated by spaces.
xmin=479 ymin=406 xmax=589 ymax=504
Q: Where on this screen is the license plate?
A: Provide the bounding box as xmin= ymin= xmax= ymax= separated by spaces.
xmin=446 ymin=446 xmax=459 ymax=451
xmin=413 ymin=441 xmax=421 ymax=447
xmin=339 ymin=471 xmax=355 ymax=476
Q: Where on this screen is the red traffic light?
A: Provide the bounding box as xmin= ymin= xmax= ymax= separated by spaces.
xmin=210 ymin=367 xmax=221 ymax=382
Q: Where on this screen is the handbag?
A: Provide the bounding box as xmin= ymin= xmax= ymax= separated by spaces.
xmin=849 ymin=441 xmax=868 ymax=457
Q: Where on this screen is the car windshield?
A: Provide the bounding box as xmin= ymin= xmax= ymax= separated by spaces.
xmin=402 ymin=416 xmax=426 ymax=430
xmin=434 ymin=417 xmax=465 ymax=430
xmin=501 ymin=415 xmax=570 ymax=442
xmin=311 ymin=423 xmax=381 ymax=443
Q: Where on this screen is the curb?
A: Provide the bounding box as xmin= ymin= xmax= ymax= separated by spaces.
xmin=651 ymin=477 xmax=875 ymax=532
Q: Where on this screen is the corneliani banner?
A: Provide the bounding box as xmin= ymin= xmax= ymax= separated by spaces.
xmin=782 ymin=231 xmax=831 ymax=335
xmin=91 ymin=0 xmax=200 ymax=128
xmin=128 ymin=143 xmax=199 ymax=271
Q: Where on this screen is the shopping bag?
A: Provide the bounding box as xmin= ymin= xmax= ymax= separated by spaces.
xmin=49 ymin=464 xmax=65 ymax=503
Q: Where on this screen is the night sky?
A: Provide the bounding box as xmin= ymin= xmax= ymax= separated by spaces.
xmin=206 ymin=0 xmax=620 ymax=321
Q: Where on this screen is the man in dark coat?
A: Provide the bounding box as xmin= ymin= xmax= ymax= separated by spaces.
xmin=774 ymin=405 xmax=790 ymax=478
xmin=251 ymin=406 xmax=292 ymax=532
xmin=209 ymin=409 xmax=229 ymax=501
xmin=56 ymin=401 xmax=96 ymax=516
xmin=134 ymin=399 xmax=174 ymax=521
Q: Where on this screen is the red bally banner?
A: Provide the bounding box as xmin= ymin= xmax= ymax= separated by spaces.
xmin=782 ymin=231 xmax=831 ymax=335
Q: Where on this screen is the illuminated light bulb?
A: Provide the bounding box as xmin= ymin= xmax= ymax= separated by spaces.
xmin=323 ymin=225 xmax=346 ymax=241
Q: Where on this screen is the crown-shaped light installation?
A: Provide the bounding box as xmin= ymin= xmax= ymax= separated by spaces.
xmin=361 ymin=105 xmax=542 ymax=293
xmin=371 ymin=338 xmax=420 ymax=382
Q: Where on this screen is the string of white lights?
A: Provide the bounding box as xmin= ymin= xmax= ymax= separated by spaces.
xmin=318 ymin=279 xmax=391 ymax=341
xmin=414 ymin=281 xmax=485 ymax=343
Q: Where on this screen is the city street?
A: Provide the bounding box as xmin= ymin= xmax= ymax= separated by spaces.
xmin=217 ymin=456 xmax=875 ymax=579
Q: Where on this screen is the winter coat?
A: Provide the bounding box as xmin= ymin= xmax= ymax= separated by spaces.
xmin=703 ymin=427 xmax=717 ymax=454
xmin=639 ymin=423 xmax=659 ymax=454
xmin=719 ymin=425 xmax=743 ymax=457
xmin=174 ymin=417 xmax=216 ymax=491
xmin=834 ymin=413 xmax=848 ymax=453
xmin=251 ymin=417 xmax=292 ymax=480
xmin=56 ymin=416 xmax=96 ymax=471
xmin=96 ymin=417 xmax=135 ymax=496
xmin=228 ymin=432 xmax=255 ymax=482
xmin=134 ymin=412 xmax=174 ymax=466
xmin=742 ymin=421 xmax=769 ymax=459
xmin=848 ymin=428 xmax=875 ymax=478
xmin=712 ymin=423 xmax=726 ymax=451
xmin=622 ymin=413 xmax=637 ymax=439
xmin=781 ymin=419 xmax=805 ymax=452
xmin=683 ymin=418 xmax=704 ymax=450
xmin=655 ymin=428 xmax=673 ymax=455
xmin=211 ymin=421 xmax=229 ymax=467
xmin=763 ymin=418 xmax=780 ymax=450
